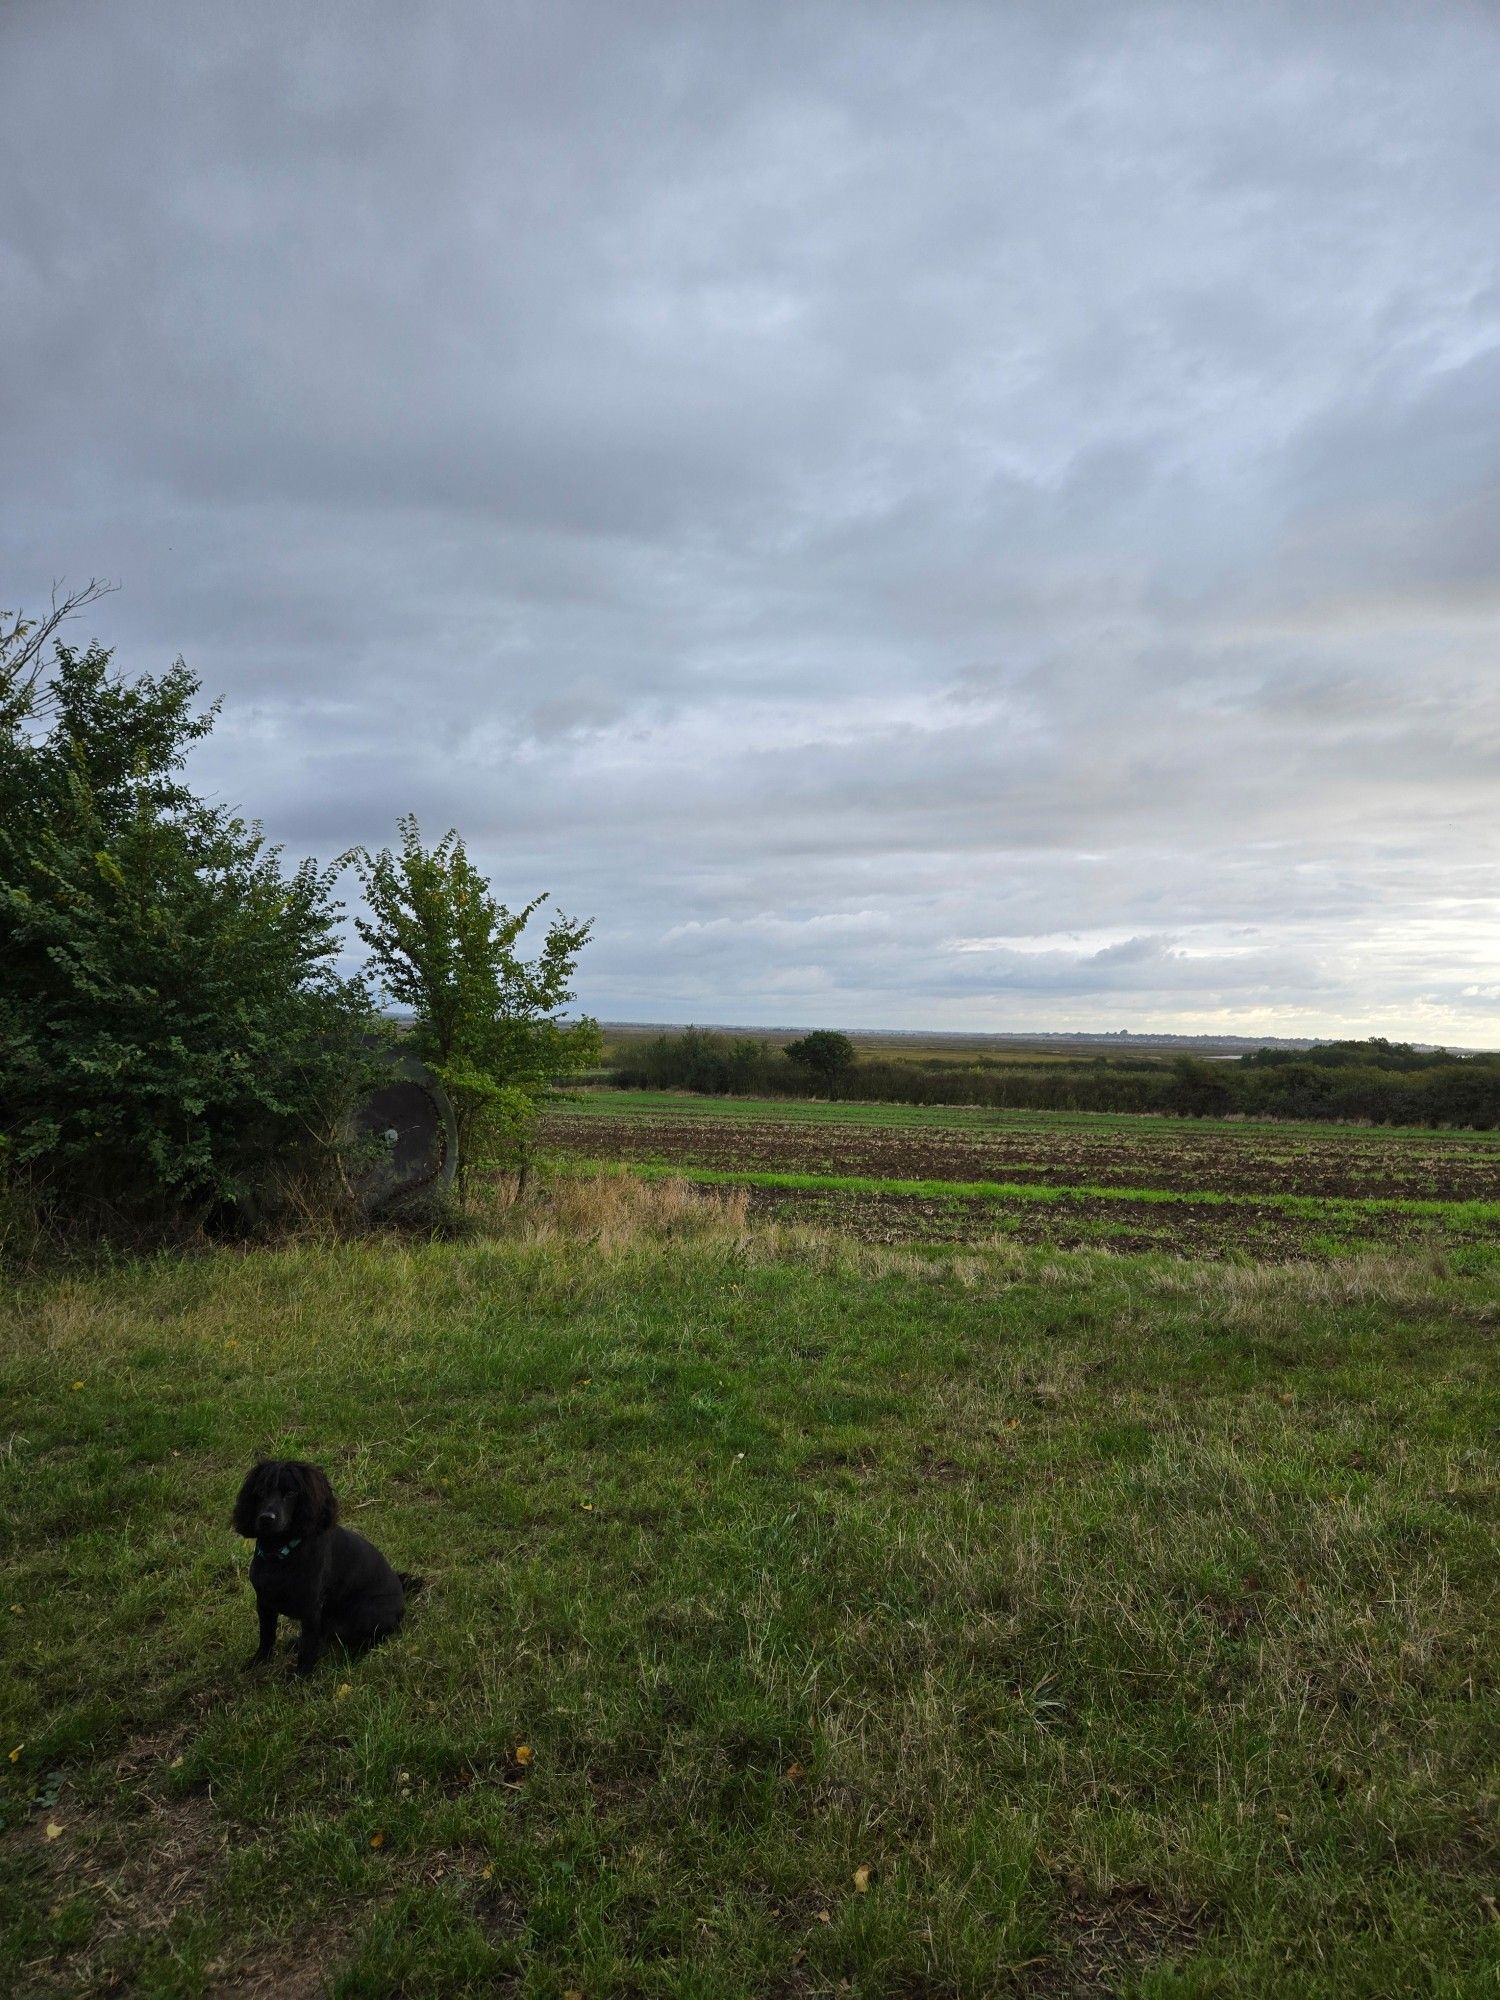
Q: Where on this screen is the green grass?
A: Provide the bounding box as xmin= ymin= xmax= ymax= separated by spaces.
xmin=2 ymin=1199 xmax=1497 ymax=1996
xmin=566 ymin=1154 xmax=1500 ymax=1227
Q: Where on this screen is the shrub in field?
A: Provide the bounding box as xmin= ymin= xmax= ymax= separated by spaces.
xmin=1167 ymin=1053 xmax=1238 ymax=1118
xmin=784 ymin=1029 xmax=857 ymax=1098
xmin=612 ymin=1026 xmax=789 ymax=1095
xmin=0 ymin=618 xmax=373 ymax=1237
xmin=352 ymin=816 xmax=600 ymax=1189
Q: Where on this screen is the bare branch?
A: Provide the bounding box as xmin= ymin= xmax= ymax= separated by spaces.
xmin=1 ymin=576 xmax=119 ymax=709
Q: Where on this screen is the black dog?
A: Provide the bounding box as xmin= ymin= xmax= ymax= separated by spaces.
xmin=233 ymin=1460 xmax=415 ymax=1674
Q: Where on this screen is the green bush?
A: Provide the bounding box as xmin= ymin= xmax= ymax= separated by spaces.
xmin=0 ymin=635 xmax=372 ymax=1236
xmin=611 ymin=1026 xmax=788 ymax=1095
xmin=352 ymin=815 xmax=599 ymax=1189
xmin=783 ymin=1029 xmax=857 ymax=1096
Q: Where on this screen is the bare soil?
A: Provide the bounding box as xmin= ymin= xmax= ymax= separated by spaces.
xmin=542 ymin=1111 xmax=1500 ymax=1201
xmin=541 ymin=1109 xmax=1498 ymax=1255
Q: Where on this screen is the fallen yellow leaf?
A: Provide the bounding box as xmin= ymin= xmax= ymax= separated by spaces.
xmin=7 ymin=1605 xmax=20 ymax=1615
xmin=785 ymin=1761 xmax=804 ymax=1781
xmin=580 ymin=1502 xmax=594 ymax=1511
xmin=7 ymin=1744 xmax=22 ymax=1763
xmin=70 ymin=1381 xmax=84 ymax=1392
xmin=169 ymin=1754 xmax=184 ymax=1770
xmin=335 ymin=1683 xmax=353 ymax=1700
xmin=853 ymin=1864 xmax=873 ymax=1893
xmin=515 ymin=1743 xmax=533 ymax=1766
xmin=45 ymin=1823 xmax=63 ymax=1840
xmin=481 ymin=1864 xmax=494 ymax=1880
xmin=815 ymin=1908 xmax=831 ymax=1924
xmin=369 ymin=1832 xmax=385 ymax=1850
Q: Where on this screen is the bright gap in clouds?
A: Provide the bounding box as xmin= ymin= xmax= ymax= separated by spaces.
xmin=2 ymin=1 xmax=1497 ymax=1043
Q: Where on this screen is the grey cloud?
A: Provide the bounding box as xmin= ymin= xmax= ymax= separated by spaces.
xmin=3 ymin=0 xmax=1497 ymax=1041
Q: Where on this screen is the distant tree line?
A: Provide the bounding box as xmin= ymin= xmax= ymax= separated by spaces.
xmin=606 ymin=1030 xmax=1500 ymax=1129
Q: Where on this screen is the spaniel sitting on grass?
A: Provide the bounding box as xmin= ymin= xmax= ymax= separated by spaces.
xmin=233 ymin=1459 xmax=417 ymax=1674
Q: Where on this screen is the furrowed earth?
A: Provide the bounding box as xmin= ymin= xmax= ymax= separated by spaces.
xmin=540 ymin=1096 xmax=1500 ymax=1261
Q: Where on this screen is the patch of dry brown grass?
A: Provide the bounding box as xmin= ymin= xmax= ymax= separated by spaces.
xmin=498 ymin=1168 xmax=751 ymax=1249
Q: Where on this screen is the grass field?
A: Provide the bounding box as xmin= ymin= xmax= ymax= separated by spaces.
xmin=1 ymin=1172 xmax=1497 ymax=1997
xmin=542 ymin=1092 xmax=1500 ymax=1264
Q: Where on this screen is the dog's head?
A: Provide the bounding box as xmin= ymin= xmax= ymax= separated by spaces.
xmin=233 ymin=1460 xmax=338 ymax=1543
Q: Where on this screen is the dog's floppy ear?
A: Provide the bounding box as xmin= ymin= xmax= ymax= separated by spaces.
xmin=232 ymin=1462 xmax=271 ymax=1537
xmin=290 ymin=1461 xmax=338 ymax=1535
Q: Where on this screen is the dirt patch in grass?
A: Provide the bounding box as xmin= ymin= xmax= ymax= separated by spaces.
xmin=205 ymin=1935 xmax=352 ymax=2000
xmin=1034 ymin=1882 xmax=1212 ymax=1995
xmin=796 ymin=1443 xmax=881 ymax=1478
xmin=914 ymin=1446 xmax=968 ymax=1483
xmin=9 ymin=1773 xmax=219 ymax=1991
xmin=6 ymin=1728 xmax=354 ymax=2000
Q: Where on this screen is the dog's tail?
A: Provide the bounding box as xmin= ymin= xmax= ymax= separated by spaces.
xmin=398 ymin=1571 xmax=426 ymax=1598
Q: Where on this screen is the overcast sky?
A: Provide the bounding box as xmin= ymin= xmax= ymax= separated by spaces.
xmin=4 ymin=1 xmax=1498 ymax=1041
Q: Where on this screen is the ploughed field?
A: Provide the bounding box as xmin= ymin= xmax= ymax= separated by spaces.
xmin=541 ymin=1093 xmax=1500 ymax=1259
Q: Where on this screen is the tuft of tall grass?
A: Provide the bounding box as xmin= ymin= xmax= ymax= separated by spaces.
xmin=446 ymin=1163 xmax=751 ymax=1251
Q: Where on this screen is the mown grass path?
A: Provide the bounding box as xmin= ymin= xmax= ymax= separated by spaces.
xmin=2 ymin=1225 xmax=1497 ymax=1995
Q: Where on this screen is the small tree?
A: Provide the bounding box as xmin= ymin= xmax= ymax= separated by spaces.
xmin=783 ymin=1030 xmax=857 ymax=1098
xmin=0 ymin=615 xmax=371 ymax=1234
xmin=352 ymin=817 xmax=599 ymax=1190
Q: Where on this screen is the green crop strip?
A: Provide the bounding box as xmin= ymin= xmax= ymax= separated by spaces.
xmin=561 ymin=1156 xmax=1500 ymax=1227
